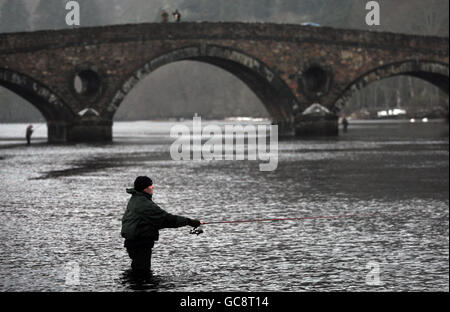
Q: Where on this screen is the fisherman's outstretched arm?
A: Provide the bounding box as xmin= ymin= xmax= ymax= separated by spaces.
xmin=161 ymin=213 xmax=199 ymax=228
xmin=151 ymin=203 xmax=200 ymax=229
xmin=137 ymin=201 xmax=201 ymax=229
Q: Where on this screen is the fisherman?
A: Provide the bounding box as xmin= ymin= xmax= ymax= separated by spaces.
xmin=25 ymin=124 xmax=33 ymax=145
xmin=172 ymin=9 xmax=181 ymax=22
xmin=342 ymin=115 xmax=349 ymax=133
xmin=121 ymin=176 xmax=201 ymax=273
xmin=161 ymin=10 xmax=169 ymax=23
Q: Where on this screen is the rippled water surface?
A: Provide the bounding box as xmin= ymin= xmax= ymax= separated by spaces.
xmin=0 ymin=120 xmax=448 ymax=291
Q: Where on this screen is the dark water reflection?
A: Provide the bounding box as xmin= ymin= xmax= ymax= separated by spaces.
xmin=0 ymin=120 xmax=448 ymax=291
xmin=119 ymin=270 xmax=163 ymax=291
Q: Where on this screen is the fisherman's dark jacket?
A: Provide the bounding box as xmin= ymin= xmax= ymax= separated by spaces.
xmin=121 ymin=189 xmax=191 ymax=245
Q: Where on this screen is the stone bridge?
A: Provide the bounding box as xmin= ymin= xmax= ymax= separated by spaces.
xmin=0 ymin=22 xmax=448 ymax=142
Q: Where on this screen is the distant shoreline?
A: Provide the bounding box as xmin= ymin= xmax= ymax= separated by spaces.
xmin=0 ymin=118 xmax=448 ymax=125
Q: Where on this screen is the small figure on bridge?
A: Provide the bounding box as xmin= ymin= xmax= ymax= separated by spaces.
xmin=341 ymin=115 xmax=349 ymax=133
xmin=161 ymin=10 xmax=169 ymax=23
xmin=26 ymin=124 xmax=33 ymax=145
xmin=121 ymin=176 xmax=202 ymax=274
xmin=172 ymin=10 xmax=181 ymax=22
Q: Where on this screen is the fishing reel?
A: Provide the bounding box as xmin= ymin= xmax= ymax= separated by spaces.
xmin=189 ymin=226 xmax=204 ymax=236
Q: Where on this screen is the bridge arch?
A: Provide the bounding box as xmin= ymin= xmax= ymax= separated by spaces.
xmin=333 ymin=60 xmax=449 ymax=112
xmin=0 ymin=68 xmax=76 ymax=142
xmin=106 ymin=45 xmax=298 ymax=124
xmin=0 ymin=68 xmax=75 ymax=122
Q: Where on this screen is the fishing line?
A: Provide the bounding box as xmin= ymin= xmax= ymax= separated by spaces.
xmin=190 ymin=212 xmax=381 ymax=235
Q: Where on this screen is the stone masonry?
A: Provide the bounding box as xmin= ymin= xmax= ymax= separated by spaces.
xmin=0 ymin=22 xmax=448 ymax=142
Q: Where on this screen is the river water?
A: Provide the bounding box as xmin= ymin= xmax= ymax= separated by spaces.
xmin=0 ymin=119 xmax=448 ymax=292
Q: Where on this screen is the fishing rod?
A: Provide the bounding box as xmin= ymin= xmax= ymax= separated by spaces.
xmin=189 ymin=212 xmax=381 ymax=235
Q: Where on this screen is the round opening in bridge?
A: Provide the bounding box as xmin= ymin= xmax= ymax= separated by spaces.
xmin=73 ymin=70 xmax=101 ymax=96
xmin=298 ymin=65 xmax=332 ymax=100
xmin=303 ymin=66 xmax=327 ymax=93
